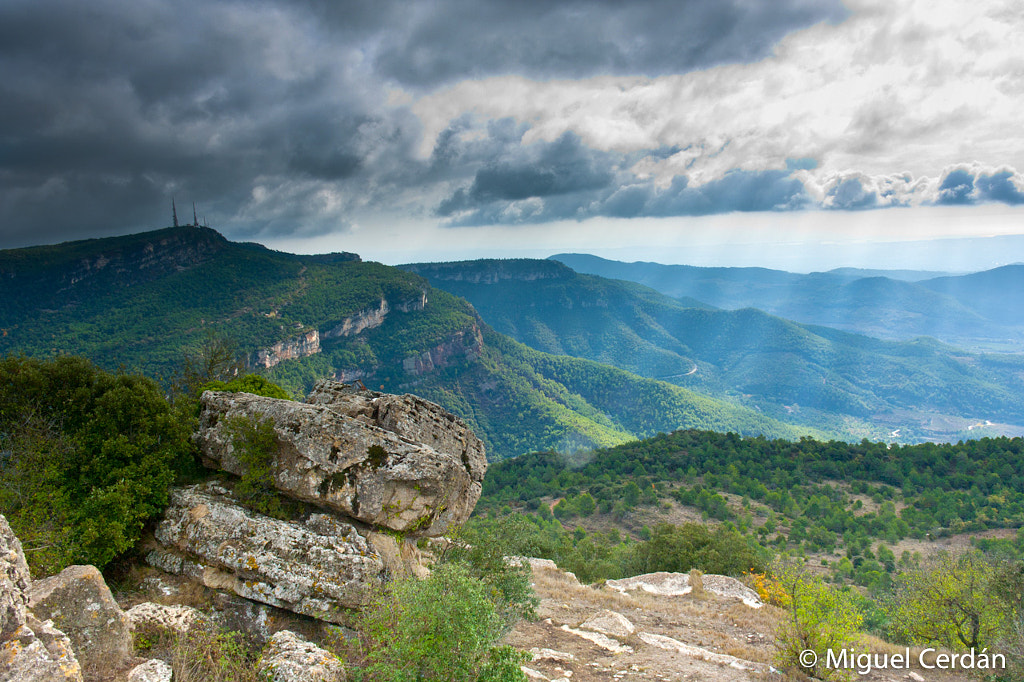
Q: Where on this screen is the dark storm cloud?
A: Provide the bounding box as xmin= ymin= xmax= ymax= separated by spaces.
xmin=437 ymin=130 xmax=813 ymax=226
xmin=361 ymin=0 xmax=848 ymax=88
xmin=0 ymin=0 xmax=416 ymax=246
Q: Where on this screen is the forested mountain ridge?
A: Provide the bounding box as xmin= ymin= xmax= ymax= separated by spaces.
xmin=0 ymin=227 xmax=809 ymax=459
xmin=550 ymin=253 xmax=1024 ymax=350
xmin=405 ymin=257 xmax=1024 ymax=443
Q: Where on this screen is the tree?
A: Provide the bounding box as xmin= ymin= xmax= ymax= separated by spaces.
xmin=0 ymin=356 xmax=193 ymax=574
xmin=774 ymin=562 xmax=863 ymax=682
xmin=887 ymin=550 xmax=1005 ymax=651
xmin=177 ymin=331 xmax=247 ymax=395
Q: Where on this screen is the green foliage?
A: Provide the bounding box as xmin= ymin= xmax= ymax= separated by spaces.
xmin=887 ymin=550 xmax=1006 ymax=651
xmin=625 ymin=522 xmax=766 ymax=577
xmin=203 ymin=374 xmax=291 ymax=400
xmin=774 ymin=563 xmax=864 ymax=682
xmin=0 ymin=356 xmax=193 ymax=575
xmin=359 ymin=563 xmax=525 ymax=682
xmin=225 ymin=416 xmax=290 ymax=519
xmin=444 ymin=516 xmax=540 ymax=628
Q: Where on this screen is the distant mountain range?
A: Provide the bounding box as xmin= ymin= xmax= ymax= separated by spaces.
xmin=0 ymin=227 xmax=809 ymax=459
xmin=404 ymin=258 xmax=1024 ymax=443
xmin=550 ymin=253 xmax=1024 ymax=351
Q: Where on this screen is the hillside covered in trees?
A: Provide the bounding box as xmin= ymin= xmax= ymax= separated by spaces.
xmin=0 ymin=226 xmax=809 ymax=459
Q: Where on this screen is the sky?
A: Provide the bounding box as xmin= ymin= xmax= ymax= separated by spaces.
xmin=2 ymin=0 xmax=1024 ymax=271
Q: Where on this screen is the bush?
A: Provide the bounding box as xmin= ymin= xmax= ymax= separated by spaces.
xmin=359 ymin=563 xmax=526 ymax=682
xmin=774 ymin=563 xmax=863 ymax=682
xmin=0 ymin=356 xmax=193 ymax=574
xmin=201 ymin=374 xmax=291 ymax=400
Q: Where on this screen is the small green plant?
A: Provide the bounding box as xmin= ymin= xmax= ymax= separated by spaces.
xmin=171 ymin=628 xmax=265 ymax=682
xmin=225 ymin=415 xmax=290 ymax=519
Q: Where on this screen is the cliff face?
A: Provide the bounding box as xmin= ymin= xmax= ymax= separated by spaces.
xmin=251 ymin=329 xmax=322 ymax=368
xmin=402 ymin=322 xmax=484 ymax=375
xmin=253 ymin=291 xmax=431 ymax=369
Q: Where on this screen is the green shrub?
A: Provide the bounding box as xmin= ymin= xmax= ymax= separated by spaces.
xmin=359 ymin=563 xmax=526 ymax=682
xmin=0 ymin=356 xmax=193 ymax=574
xmin=201 ymin=374 xmax=292 ymax=400
xmin=774 ymin=563 xmax=863 ymax=682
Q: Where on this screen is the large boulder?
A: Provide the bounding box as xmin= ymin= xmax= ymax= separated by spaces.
xmin=148 ymin=483 xmax=385 ymax=623
xmin=195 ymin=384 xmax=486 ymax=535
xmin=1 ymin=614 xmax=84 ymax=682
xmin=0 ymin=514 xmax=83 ymax=682
xmin=28 ymin=564 xmax=132 ymax=677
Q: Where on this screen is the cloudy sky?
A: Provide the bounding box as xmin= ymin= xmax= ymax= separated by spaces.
xmin=2 ymin=0 xmax=1024 ymax=271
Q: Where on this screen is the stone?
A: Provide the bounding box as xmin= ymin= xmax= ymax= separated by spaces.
xmin=126 ymin=602 xmax=211 ymax=637
xmin=0 ymin=614 xmax=84 ymax=682
xmin=700 ymin=574 xmax=763 ymax=608
xmin=28 ymin=564 xmax=132 ymax=676
xmin=366 ymin=531 xmax=430 ymax=579
xmin=196 ymin=386 xmax=486 ymax=535
xmin=605 ymin=572 xmax=692 ymax=596
xmin=579 ymin=610 xmax=635 ymax=639
xmin=0 ymin=515 xmax=31 ymax=640
xmin=127 ymin=658 xmax=173 ymax=682
xmin=149 ymin=483 xmax=384 ymax=623
xmin=637 ymin=632 xmax=766 ymax=672
xmin=258 ymin=630 xmax=346 ymax=682
xmin=559 ymin=625 xmax=633 ymax=654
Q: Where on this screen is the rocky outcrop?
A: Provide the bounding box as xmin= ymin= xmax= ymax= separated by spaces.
xmin=323 ymin=299 xmax=390 ymax=339
xmin=401 ymin=324 xmax=484 ymax=376
xmin=1 ymin=614 xmax=84 ymax=682
xmin=258 ymin=630 xmax=346 ymax=682
xmin=195 ymin=385 xmax=486 ymax=535
xmin=605 ymin=572 xmax=763 ymax=608
xmin=148 ymin=483 xmax=384 ymax=623
xmin=28 ymin=564 xmax=133 ymax=677
xmin=0 ymin=515 xmax=83 ymax=682
xmin=253 ymin=330 xmax=322 ymax=368
xmin=0 ymin=516 xmax=30 ymax=640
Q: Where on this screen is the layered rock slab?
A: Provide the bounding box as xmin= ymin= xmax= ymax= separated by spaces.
xmin=148 ymin=483 xmax=384 ymax=623
xmin=196 ymin=384 xmax=486 ymax=535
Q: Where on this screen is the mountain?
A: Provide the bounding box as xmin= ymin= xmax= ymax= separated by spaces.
xmin=0 ymin=226 xmax=809 ymax=459
xmin=404 ymin=258 xmax=1024 ymax=443
xmin=550 ymin=253 xmax=1024 ymax=350
xmin=920 ymin=264 xmax=1024 ymax=328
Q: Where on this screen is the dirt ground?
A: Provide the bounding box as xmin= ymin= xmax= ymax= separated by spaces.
xmin=504 ymin=563 xmax=977 ymax=682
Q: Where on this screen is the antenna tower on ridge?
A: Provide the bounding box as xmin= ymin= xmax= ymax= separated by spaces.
xmin=172 ymin=198 xmax=179 ymax=227
xmin=193 ymin=203 xmax=198 ymax=227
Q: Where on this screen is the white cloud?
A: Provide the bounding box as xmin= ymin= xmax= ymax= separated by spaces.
xmin=411 ymin=0 xmax=1024 ymax=194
